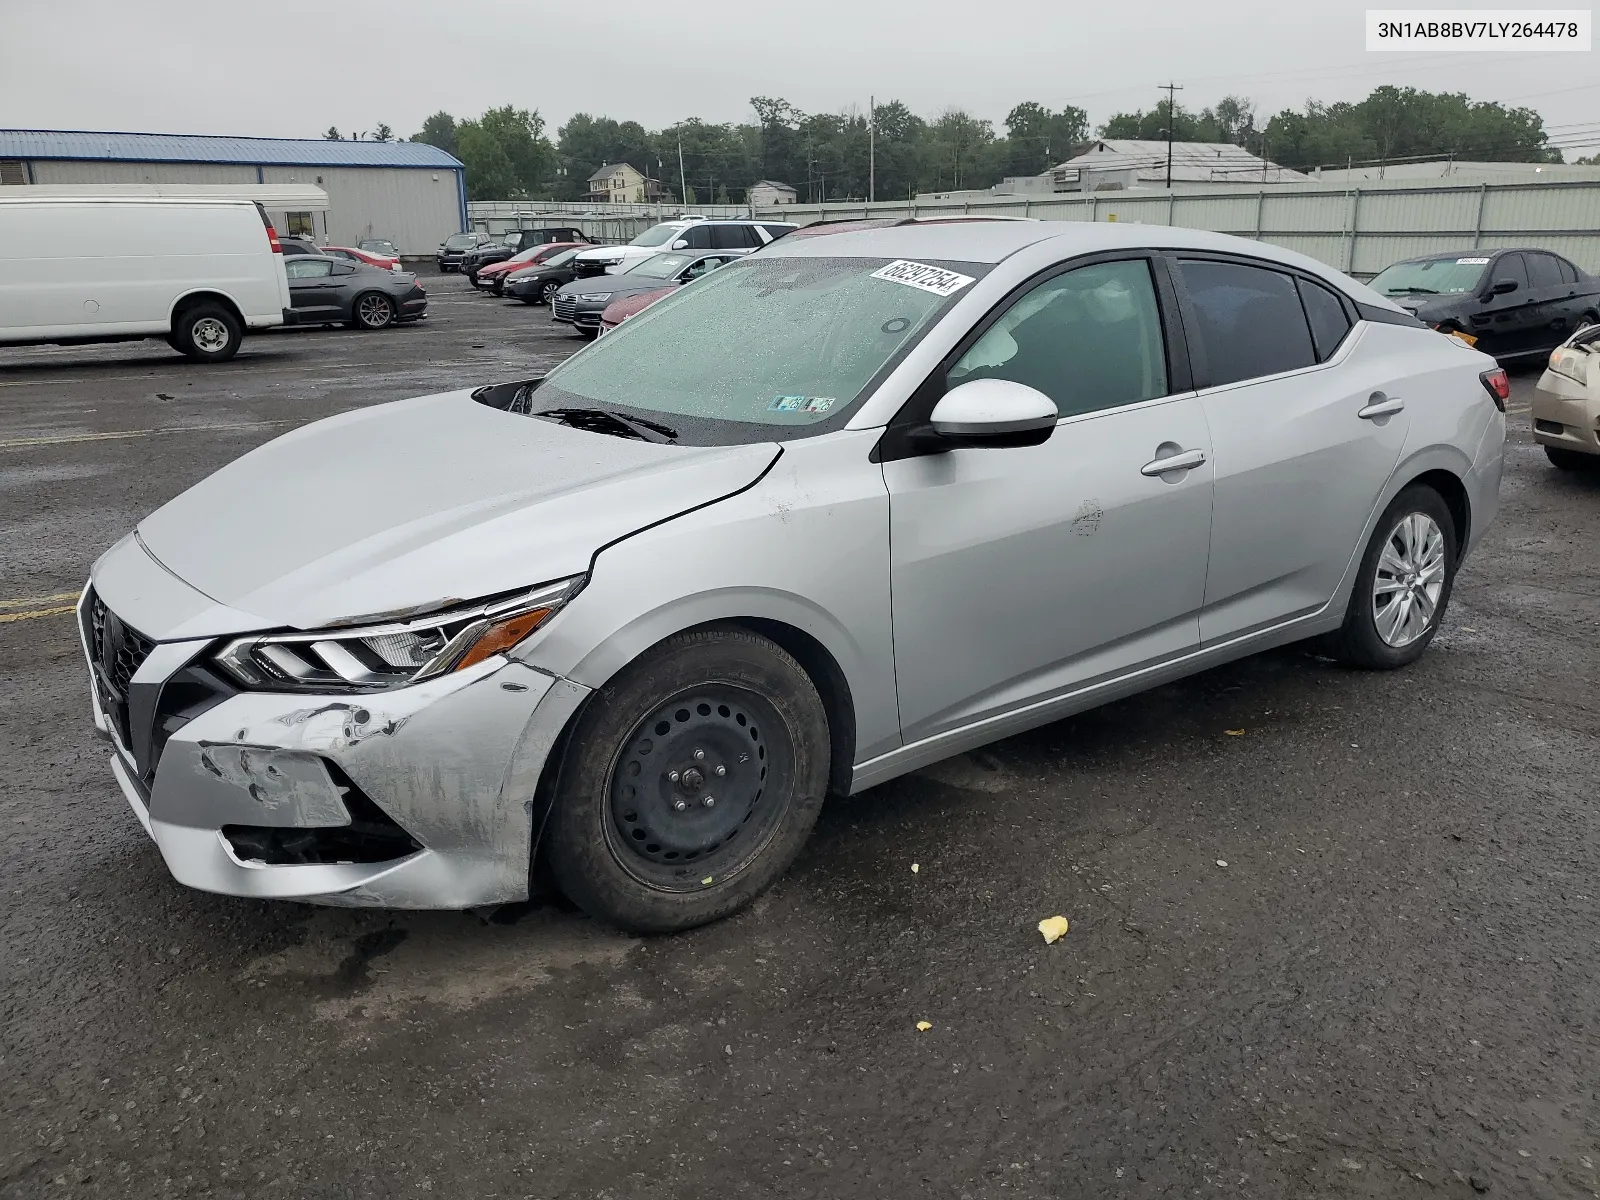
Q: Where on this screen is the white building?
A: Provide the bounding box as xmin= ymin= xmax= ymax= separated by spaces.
xmin=748 ymin=180 xmax=797 ymax=206
xmin=0 ymin=129 xmax=467 ymax=255
xmin=1048 ymin=140 xmax=1309 ymax=191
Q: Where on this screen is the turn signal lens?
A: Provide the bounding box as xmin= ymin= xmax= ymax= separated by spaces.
xmin=452 ymin=607 xmax=557 ymax=673
xmin=1479 ymin=367 xmax=1510 ymax=412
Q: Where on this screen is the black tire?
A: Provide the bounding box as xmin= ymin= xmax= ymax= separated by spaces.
xmin=579 ymin=327 xmax=598 ymax=340
xmin=171 ymin=302 xmax=242 ymax=363
xmin=1546 ymin=446 xmax=1597 ymax=471
xmin=543 ymin=626 xmax=830 ymax=934
xmin=349 ymin=291 xmax=395 ymax=330
xmin=1328 ymin=484 xmax=1458 ymax=670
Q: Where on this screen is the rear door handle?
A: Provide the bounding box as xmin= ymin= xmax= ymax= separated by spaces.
xmin=1140 ymin=448 xmax=1207 ymax=476
xmin=1358 ymin=393 xmax=1405 ymax=420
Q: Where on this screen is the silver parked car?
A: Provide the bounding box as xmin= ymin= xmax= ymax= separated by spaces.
xmin=79 ymin=222 xmax=1505 ymax=932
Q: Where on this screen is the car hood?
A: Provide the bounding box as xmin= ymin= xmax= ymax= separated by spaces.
xmin=136 ymin=389 xmax=781 ymax=631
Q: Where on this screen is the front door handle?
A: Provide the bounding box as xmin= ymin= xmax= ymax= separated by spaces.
xmin=1140 ymin=448 xmax=1207 ymax=476
xmin=1358 ymin=392 xmax=1405 ymax=420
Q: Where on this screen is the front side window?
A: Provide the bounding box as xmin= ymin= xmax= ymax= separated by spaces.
xmin=630 ymin=223 xmax=681 ymax=248
xmin=682 ymin=225 xmax=716 ymax=249
xmin=1490 ymin=253 xmax=1528 ymax=290
xmin=1368 ymin=257 xmax=1487 ymax=297
xmin=1296 ymin=277 xmax=1353 ymax=362
xmin=948 ymin=259 xmax=1168 ymax=417
xmin=285 ymin=258 xmax=334 ymax=279
xmin=1178 ymin=259 xmax=1316 ymax=387
xmin=535 ymin=256 xmax=983 ymax=437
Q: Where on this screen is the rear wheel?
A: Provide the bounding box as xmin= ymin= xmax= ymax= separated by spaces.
xmin=171 ymin=303 xmax=242 ymax=363
xmin=350 ymin=291 xmax=395 ymax=330
xmin=1328 ymin=485 xmax=1457 ymax=670
xmin=543 ymin=627 xmax=830 ymax=933
xmin=1546 ymin=446 xmax=1597 ymax=471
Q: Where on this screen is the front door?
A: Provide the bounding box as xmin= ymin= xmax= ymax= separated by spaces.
xmin=1471 ymin=253 xmax=1541 ymax=356
xmin=883 ymin=257 xmax=1214 ymax=743
xmin=285 ymin=258 xmax=339 ymax=320
xmin=1170 ymin=257 xmax=1410 ymax=641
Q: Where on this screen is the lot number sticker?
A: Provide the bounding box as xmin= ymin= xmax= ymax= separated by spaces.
xmin=1456 ymin=257 xmax=1491 ymax=264
xmin=871 ymin=260 xmax=976 ymax=297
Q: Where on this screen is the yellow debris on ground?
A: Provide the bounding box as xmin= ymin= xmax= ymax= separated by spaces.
xmin=1037 ymin=916 xmax=1070 ymax=944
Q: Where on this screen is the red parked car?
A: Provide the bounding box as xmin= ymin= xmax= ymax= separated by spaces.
xmin=474 ymin=242 xmax=587 ymax=294
xmin=599 ymin=286 xmax=675 ymax=333
xmin=322 ymin=244 xmax=402 ymax=272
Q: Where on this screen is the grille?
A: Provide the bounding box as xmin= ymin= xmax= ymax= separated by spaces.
xmin=88 ymin=591 xmax=156 ymax=751
xmin=552 ymin=294 xmax=577 ymax=322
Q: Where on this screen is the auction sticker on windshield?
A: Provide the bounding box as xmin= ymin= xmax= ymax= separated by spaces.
xmin=1456 ymin=257 xmax=1491 ymax=264
xmin=871 ymin=260 xmax=976 ymax=297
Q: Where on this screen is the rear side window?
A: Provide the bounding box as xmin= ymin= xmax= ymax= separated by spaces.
xmin=1525 ymin=253 xmax=1563 ymax=290
xmin=1296 ymin=278 xmax=1353 ymax=362
xmin=1557 ymin=258 xmax=1579 ymax=284
xmin=1490 ymin=254 xmax=1528 ymax=290
xmin=1179 ymin=260 xmax=1317 ymax=386
xmin=763 ymin=224 xmax=794 ymax=241
xmin=711 ymin=224 xmax=758 ymax=249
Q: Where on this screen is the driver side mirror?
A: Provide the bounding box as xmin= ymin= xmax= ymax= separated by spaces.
xmin=923 ymin=379 xmax=1058 ymax=451
xmin=672 ymin=239 xmax=689 ymax=250
xmin=1489 ymin=278 xmax=1518 ymax=296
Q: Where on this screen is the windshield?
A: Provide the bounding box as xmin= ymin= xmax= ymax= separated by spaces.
xmin=360 ymin=240 xmax=395 ymax=253
xmin=1369 ymin=257 xmax=1487 ymax=296
xmin=626 ymin=252 xmax=693 ymax=280
xmin=534 ymin=256 xmax=984 ymax=438
xmin=630 ymin=223 xmax=685 ymax=248
xmin=539 ymin=248 xmax=583 ymax=268
xmin=444 ymin=234 xmax=477 ymax=250
xmin=509 ymin=247 xmax=541 ymax=263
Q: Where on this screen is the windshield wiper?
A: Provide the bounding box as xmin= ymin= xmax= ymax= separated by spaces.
xmin=1388 ymin=286 xmax=1439 ymax=295
xmin=536 ymin=406 xmax=677 ymax=443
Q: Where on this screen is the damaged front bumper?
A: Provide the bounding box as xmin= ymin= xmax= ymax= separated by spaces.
xmin=80 ymin=544 xmax=590 ymax=909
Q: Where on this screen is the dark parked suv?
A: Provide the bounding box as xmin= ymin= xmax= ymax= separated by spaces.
xmin=462 ymin=227 xmax=593 ymax=282
xmin=436 ymin=231 xmax=494 ymax=272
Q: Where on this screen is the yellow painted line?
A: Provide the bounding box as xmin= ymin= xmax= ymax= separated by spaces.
xmin=0 ymin=591 xmax=78 ymax=610
xmin=0 ymin=419 xmax=298 ymax=450
xmin=0 ymin=604 xmax=76 ymax=624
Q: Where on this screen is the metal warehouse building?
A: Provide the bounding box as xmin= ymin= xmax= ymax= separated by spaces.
xmin=0 ymin=129 xmax=466 ymax=255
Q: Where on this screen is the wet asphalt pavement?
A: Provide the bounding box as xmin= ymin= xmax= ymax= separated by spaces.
xmin=2 ymin=272 xmax=1598 ymax=1200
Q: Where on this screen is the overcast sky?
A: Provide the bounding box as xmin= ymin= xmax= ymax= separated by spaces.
xmin=3 ymin=0 xmax=1596 ymax=158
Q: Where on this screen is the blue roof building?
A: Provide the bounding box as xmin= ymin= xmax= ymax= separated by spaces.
xmin=0 ymin=129 xmax=467 ymax=253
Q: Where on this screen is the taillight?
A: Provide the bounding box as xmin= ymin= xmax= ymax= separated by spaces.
xmin=1480 ymin=367 xmax=1510 ymax=412
xmin=265 ymin=223 xmax=282 ymax=253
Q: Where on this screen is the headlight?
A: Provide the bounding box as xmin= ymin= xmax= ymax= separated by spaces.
xmin=1548 ymin=347 xmax=1591 ymax=385
xmin=577 ymin=292 xmax=612 ymax=301
xmin=215 ymin=577 xmax=582 ymax=692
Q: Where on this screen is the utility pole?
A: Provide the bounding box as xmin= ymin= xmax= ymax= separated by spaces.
xmin=678 ymin=139 xmax=688 ymax=207
xmin=869 ymin=95 xmax=876 ymax=204
xmin=1159 ymin=81 xmax=1183 ymax=189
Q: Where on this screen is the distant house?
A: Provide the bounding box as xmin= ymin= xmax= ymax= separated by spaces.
xmin=748 ymin=179 xmax=797 ymax=206
xmin=586 ymin=163 xmax=663 ymax=204
xmin=1047 ymin=140 xmax=1309 ymax=191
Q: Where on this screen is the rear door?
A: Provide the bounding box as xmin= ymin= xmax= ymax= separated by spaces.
xmin=1173 ymin=256 xmax=1409 ymax=641
xmin=1525 ymin=251 xmax=1581 ymax=347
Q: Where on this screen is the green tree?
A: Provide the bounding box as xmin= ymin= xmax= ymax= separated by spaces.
xmin=1003 ymin=102 xmax=1089 ymax=175
xmin=556 ymin=113 xmax=659 ymax=201
xmin=412 ymin=111 xmax=458 ymax=158
xmin=456 ymin=106 xmax=553 ymax=200
xmin=373 ymin=123 xmax=393 ymax=143
xmin=324 ymin=126 xmax=341 ymax=141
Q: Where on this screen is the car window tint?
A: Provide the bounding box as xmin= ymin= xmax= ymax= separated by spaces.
xmin=1557 ymin=258 xmax=1579 ymax=284
xmin=763 ymin=224 xmax=794 ymax=241
xmin=1490 ymin=254 xmax=1528 ymax=289
xmin=1525 ymin=253 xmax=1563 ymax=290
xmin=683 ymin=225 xmax=715 ymax=249
xmin=1296 ymin=277 xmax=1353 ymax=362
xmin=947 ymin=259 xmax=1168 ymax=417
xmin=1179 ymin=260 xmax=1316 ymax=386
xmin=332 ymin=263 xmax=356 ymax=275
xmin=708 ymin=225 xmax=741 ymax=250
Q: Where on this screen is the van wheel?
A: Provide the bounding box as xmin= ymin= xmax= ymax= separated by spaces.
xmin=1328 ymin=485 xmax=1457 ymax=670
xmin=543 ymin=626 xmax=829 ymax=934
xmin=350 ymin=292 xmax=395 ymax=330
xmin=172 ymin=303 xmax=242 ymax=363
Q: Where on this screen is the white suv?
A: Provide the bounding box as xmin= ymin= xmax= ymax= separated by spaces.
xmin=572 ymin=218 xmax=797 ymax=276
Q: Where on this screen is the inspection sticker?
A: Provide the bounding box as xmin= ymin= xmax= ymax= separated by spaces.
xmin=1456 ymin=257 xmax=1491 ymax=264
xmin=870 ymin=260 xmax=976 ymax=297
xmin=769 ymin=395 xmax=836 ymax=413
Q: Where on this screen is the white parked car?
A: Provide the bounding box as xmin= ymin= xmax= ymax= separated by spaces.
xmin=1532 ymin=322 xmax=1600 ymax=469
xmin=0 ymin=195 xmax=291 ymax=362
xmin=572 ymin=218 xmax=796 ymax=276
xmin=80 ymin=222 xmax=1504 ymax=932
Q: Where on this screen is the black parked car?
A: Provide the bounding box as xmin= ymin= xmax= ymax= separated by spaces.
xmin=282 ymin=255 xmax=427 ymax=330
xmin=1368 ymin=249 xmax=1600 ymax=361
xmin=503 ymin=247 xmax=594 ymax=306
xmin=461 ymin=226 xmax=592 ymax=282
xmin=436 ymin=231 xmax=493 ymax=272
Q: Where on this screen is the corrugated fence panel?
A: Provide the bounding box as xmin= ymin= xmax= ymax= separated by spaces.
xmin=1482 ymin=184 xmax=1597 ymax=232
xmin=1358 ymin=188 xmax=1481 ymax=234
xmin=1171 ymin=195 xmax=1258 ymax=232
xmin=1261 ymin=191 xmax=1350 ymax=232
xmin=1261 ymin=234 xmax=1348 ymax=265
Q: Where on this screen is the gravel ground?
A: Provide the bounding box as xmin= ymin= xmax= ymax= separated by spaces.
xmin=2 ymin=272 xmax=1597 ymax=1199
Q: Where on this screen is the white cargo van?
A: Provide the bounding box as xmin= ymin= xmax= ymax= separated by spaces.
xmin=0 ymin=196 xmax=292 ymax=363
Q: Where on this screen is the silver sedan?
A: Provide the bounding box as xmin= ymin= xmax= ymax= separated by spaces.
xmin=80 ymin=222 xmax=1505 ymax=932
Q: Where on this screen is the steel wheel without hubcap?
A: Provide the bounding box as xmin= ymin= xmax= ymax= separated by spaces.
xmin=191 ymin=317 xmax=230 ymax=354
xmin=1372 ymin=512 xmax=1446 ymax=647
xmin=605 ymin=688 xmax=789 ymax=891
xmin=356 ymin=293 xmax=394 ymax=328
